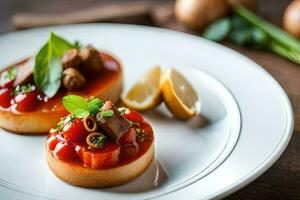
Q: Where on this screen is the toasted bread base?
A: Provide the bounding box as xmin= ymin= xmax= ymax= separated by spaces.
xmin=47 ymin=141 xmax=154 ymax=188
xmin=0 ymin=75 xmax=123 ymax=135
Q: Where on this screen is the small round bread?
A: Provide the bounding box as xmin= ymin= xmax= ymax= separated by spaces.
xmin=47 ymin=141 xmax=154 ymax=187
xmin=0 ymin=52 xmax=123 ymax=135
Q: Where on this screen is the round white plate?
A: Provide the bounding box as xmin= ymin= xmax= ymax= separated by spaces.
xmin=0 ymin=24 xmax=293 ymax=200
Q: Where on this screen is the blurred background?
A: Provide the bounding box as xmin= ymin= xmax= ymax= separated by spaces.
xmin=0 ymin=0 xmax=291 ymax=33
xmin=1 ymin=0 xmax=300 ymax=199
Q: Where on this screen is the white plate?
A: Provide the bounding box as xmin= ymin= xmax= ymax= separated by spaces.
xmin=0 ymin=24 xmax=293 ymax=200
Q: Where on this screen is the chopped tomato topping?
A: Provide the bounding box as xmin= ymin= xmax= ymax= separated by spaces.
xmin=79 ymin=141 xmax=120 ymax=169
xmin=119 ymin=127 xmax=136 ymax=145
xmin=0 ymin=88 xmax=12 ymax=108
xmin=47 ymin=135 xmax=61 ymax=151
xmin=14 ymin=91 xmax=38 ymax=112
xmin=140 ymin=122 xmax=152 ymax=136
xmin=123 ymin=109 xmax=144 ymax=124
xmin=62 ymin=117 xmax=89 ymax=142
xmin=53 ymin=142 xmax=78 ymax=161
xmin=120 ymin=143 xmax=139 ymax=159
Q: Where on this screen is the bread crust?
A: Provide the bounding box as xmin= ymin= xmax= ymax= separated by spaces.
xmin=47 ymin=141 xmax=154 ymax=187
xmin=0 ymin=74 xmax=123 ymax=135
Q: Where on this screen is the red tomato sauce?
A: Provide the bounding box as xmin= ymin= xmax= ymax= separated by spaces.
xmin=0 ymin=52 xmax=122 ymax=114
xmin=48 ymin=120 xmax=154 ymax=170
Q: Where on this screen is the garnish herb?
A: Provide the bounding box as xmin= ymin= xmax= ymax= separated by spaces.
xmin=56 ymin=117 xmax=66 ymax=131
xmin=34 ymin=32 xmax=78 ymax=97
xmin=62 ymin=95 xmax=104 ymax=118
xmin=62 ymin=95 xmax=89 ymax=118
xmin=135 ymin=128 xmax=149 ymax=142
xmin=101 ymin=109 xmax=114 ymax=118
xmin=89 ymin=134 xmax=107 ymax=148
xmin=202 ymin=6 xmax=300 ymax=65
xmin=5 ymin=68 xmax=17 ymax=80
xmin=88 ymin=98 xmax=103 ymax=116
xmin=14 ymin=84 xmax=35 ymax=95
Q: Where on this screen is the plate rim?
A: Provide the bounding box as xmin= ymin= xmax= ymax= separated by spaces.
xmin=0 ymin=23 xmax=294 ymax=200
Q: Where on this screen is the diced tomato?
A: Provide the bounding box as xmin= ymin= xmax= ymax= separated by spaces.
xmin=120 ymin=143 xmax=139 ymax=159
xmin=80 ymin=141 xmax=120 ymax=169
xmin=119 ymin=127 xmax=136 ymax=145
xmin=140 ymin=122 xmax=152 ymax=135
xmin=123 ymin=109 xmax=144 ymax=124
xmin=47 ymin=135 xmax=61 ymax=151
xmin=0 ymin=88 xmax=12 ymax=108
xmin=53 ymin=142 xmax=78 ymax=161
xmin=14 ymin=91 xmax=38 ymax=112
xmin=62 ymin=117 xmax=89 ymax=142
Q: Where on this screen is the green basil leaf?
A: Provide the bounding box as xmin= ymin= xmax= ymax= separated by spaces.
xmin=50 ymin=32 xmax=74 ymax=57
xmin=34 ymin=42 xmax=63 ymax=97
xmin=62 ymin=95 xmax=89 ymax=118
xmin=34 ymin=32 xmax=76 ymax=97
xmin=203 ymin=18 xmax=231 ymax=42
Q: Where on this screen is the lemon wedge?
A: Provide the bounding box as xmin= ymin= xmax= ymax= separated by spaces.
xmin=160 ymin=67 xmax=200 ymax=119
xmin=122 ymin=66 xmax=162 ymax=111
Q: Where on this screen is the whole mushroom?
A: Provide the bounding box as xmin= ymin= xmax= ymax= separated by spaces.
xmin=283 ymin=0 xmax=300 ymax=39
xmin=175 ymin=0 xmax=230 ymax=31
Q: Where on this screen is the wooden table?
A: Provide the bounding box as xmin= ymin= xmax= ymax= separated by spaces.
xmin=0 ymin=0 xmax=299 ymax=199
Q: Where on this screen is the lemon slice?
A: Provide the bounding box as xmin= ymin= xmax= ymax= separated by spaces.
xmin=160 ymin=67 xmax=200 ymax=119
xmin=122 ymin=66 xmax=162 ymax=111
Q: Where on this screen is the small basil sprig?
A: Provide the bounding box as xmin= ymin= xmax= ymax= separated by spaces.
xmin=62 ymin=95 xmax=103 ymax=118
xmin=34 ymin=32 xmax=78 ymax=97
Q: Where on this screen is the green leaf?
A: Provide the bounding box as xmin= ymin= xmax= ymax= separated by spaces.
xmin=50 ymin=32 xmax=74 ymax=57
xmin=203 ymin=18 xmax=231 ymax=42
xmin=234 ymin=6 xmax=300 ymax=52
xmin=34 ymin=42 xmax=63 ymax=97
xmin=62 ymin=95 xmax=89 ymax=118
xmin=231 ymin=14 xmax=250 ymax=30
xmin=88 ymin=98 xmax=103 ymax=116
xmin=34 ymin=32 xmax=77 ymax=97
xmin=228 ymin=29 xmax=252 ymax=46
xmin=250 ymin=28 xmax=270 ymax=49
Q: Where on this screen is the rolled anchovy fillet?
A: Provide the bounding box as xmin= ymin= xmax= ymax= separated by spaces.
xmin=96 ymin=101 xmax=131 ymax=142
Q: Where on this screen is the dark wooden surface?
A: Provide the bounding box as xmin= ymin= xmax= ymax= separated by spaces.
xmin=0 ymin=0 xmax=300 ymax=199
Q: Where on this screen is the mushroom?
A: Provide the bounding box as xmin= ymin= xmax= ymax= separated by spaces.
xmin=175 ymin=0 xmax=230 ymax=31
xmin=283 ymin=0 xmax=300 ymax=39
xmin=79 ymin=47 xmax=104 ymax=75
xmin=62 ymin=68 xmax=85 ymax=91
xmin=61 ymin=49 xmax=82 ymax=69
